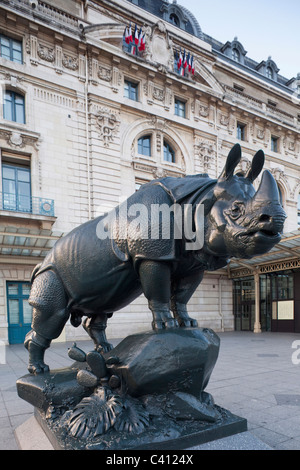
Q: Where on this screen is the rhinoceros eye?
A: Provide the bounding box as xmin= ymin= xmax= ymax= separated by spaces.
xmin=229 ymin=202 xmax=245 ymax=219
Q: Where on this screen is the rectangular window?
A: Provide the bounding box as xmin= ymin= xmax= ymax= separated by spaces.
xmin=2 ymin=163 xmax=31 ymax=213
xmin=4 ymin=91 xmax=25 ymax=124
xmin=271 ymin=136 xmax=279 ymax=152
xmin=237 ymin=122 xmax=246 ymax=141
xmin=175 ymin=99 xmax=186 ymax=118
xmin=0 ymin=35 xmax=22 ymax=63
xmin=124 ymin=80 xmax=138 ymax=101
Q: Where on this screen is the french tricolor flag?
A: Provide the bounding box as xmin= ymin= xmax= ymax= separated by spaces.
xmin=178 ymin=49 xmax=182 ymax=69
xmin=128 ymin=23 xmax=133 ymax=43
xmin=124 ymin=26 xmax=130 ymax=44
xmin=139 ymin=30 xmax=145 ymax=51
xmin=191 ymin=55 xmax=195 ymax=75
xmin=183 ymin=50 xmax=188 ymax=69
xmin=134 ymin=24 xmax=139 ymax=45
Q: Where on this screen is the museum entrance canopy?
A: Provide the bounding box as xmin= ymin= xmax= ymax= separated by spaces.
xmin=0 ymin=225 xmax=63 ymax=264
xmin=228 ymin=230 xmax=300 ymax=279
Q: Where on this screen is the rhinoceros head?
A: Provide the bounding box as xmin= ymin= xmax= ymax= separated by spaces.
xmin=205 ymin=144 xmax=286 ymax=259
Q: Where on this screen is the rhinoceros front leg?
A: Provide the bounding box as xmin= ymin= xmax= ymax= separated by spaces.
xmin=139 ymin=260 xmax=178 ymax=330
xmin=171 ymin=271 xmax=204 ymax=327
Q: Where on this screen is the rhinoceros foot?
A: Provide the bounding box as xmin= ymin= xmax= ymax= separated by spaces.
xmin=26 ymin=341 xmax=50 ymax=375
xmin=24 ymin=330 xmax=50 ymax=375
xmin=173 ymin=306 xmax=198 ymax=328
xmin=151 ymin=318 xmax=179 ymax=330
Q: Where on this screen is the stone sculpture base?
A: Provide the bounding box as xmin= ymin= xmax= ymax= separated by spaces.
xmin=17 ymin=328 xmax=247 ymax=450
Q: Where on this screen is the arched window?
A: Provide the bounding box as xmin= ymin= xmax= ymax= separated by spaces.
xmin=163 ymin=141 xmax=175 ymax=163
xmin=138 ymin=135 xmax=151 ymax=157
xmin=169 ymin=13 xmax=180 ymax=27
xmin=266 ymin=66 xmax=273 ymax=79
xmin=232 ymin=48 xmax=240 ymax=62
xmin=3 ymin=90 xmax=25 ymax=124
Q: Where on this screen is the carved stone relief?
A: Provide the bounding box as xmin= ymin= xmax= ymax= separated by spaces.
xmin=96 ymin=107 xmax=120 ymax=147
xmin=144 ymin=21 xmax=174 ymax=72
xmin=194 ymin=137 xmax=216 ymax=173
xmin=0 ymin=129 xmax=40 ymax=150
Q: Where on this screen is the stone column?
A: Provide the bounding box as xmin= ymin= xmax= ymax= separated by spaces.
xmin=254 ymin=271 xmax=261 ymax=333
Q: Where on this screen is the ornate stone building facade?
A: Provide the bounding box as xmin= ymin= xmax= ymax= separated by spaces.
xmin=0 ymin=0 xmax=299 ymax=344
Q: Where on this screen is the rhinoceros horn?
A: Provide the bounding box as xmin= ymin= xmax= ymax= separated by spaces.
xmin=251 ymin=169 xmax=281 ymax=204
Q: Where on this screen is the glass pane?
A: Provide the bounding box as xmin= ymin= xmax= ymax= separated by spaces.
xmin=15 ymin=101 xmax=25 ymax=124
xmin=1 ymin=44 xmax=10 ymax=59
xmin=4 ymin=94 xmax=13 ymax=121
xmin=17 ymin=169 xmax=30 ymax=183
xmin=124 ymin=82 xmax=130 ymax=98
xmin=12 ymin=40 xmax=22 ymax=52
xmin=8 ymin=299 xmax=19 ymax=324
xmin=272 ymin=301 xmax=277 ymax=320
xmin=3 ymin=166 xmax=15 ymax=180
xmin=1 ymin=37 xmax=10 ymax=47
xmin=22 ymin=284 xmax=31 ymax=296
xmin=138 ymin=137 xmax=151 ymax=156
xmin=8 ymin=283 xmax=19 ymax=296
xmin=288 ymin=275 xmax=294 ymax=299
xmin=13 ymin=51 xmax=22 ymax=63
xmin=22 ymin=299 xmax=32 ymax=324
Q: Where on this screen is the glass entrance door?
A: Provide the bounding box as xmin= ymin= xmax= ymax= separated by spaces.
xmin=234 ymin=278 xmax=255 ymax=331
xmin=7 ymin=282 xmax=32 ymax=344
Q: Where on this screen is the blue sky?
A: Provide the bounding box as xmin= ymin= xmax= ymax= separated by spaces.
xmin=179 ymin=0 xmax=300 ymax=79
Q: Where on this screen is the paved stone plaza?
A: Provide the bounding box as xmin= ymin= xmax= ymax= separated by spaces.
xmin=1 ymin=331 xmax=300 ymax=450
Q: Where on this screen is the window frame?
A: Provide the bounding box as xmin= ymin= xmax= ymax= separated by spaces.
xmin=163 ymin=140 xmax=176 ymax=163
xmin=3 ymin=90 xmax=25 ymax=124
xmin=137 ymin=135 xmax=152 ymax=157
xmin=124 ymin=79 xmax=139 ymax=101
xmin=271 ymin=135 xmax=279 ymax=153
xmin=0 ymin=34 xmax=23 ymax=64
xmin=266 ymin=66 xmax=274 ymax=80
xmin=2 ymin=162 xmax=31 ymax=213
xmin=232 ymin=48 xmax=240 ymax=62
xmin=237 ymin=122 xmax=246 ymax=141
xmin=175 ymin=98 xmax=186 ymax=118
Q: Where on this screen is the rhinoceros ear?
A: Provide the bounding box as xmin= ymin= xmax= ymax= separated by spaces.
xmin=246 ymin=149 xmax=265 ymax=182
xmin=219 ymin=143 xmax=241 ymax=180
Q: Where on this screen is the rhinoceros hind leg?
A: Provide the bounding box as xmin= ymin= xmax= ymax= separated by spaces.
xmin=26 ymin=270 xmax=69 ymax=374
xmin=83 ymin=315 xmax=113 ymax=353
xmin=139 ymin=260 xmax=178 ymax=330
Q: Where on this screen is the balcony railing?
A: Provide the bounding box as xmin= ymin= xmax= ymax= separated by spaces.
xmin=1 ymin=193 xmax=55 ymax=217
